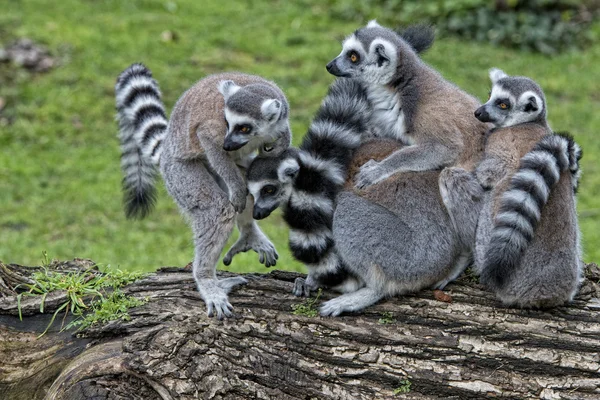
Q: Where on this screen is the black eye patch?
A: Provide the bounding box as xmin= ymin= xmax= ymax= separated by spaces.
xmin=261 ymin=185 xmax=277 ymax=196
xmin=235 ymin=124 xmax=252 ymax=134
xmin=495 ymin=98 xmax=510 ymax=110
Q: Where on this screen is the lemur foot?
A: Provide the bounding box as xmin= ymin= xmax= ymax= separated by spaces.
xmin=293 ymin=276 xmax=317 ymax=297
xmin=319 ymin=297 xmax=349 ymax=317
xmin=196 ymin=278 xmax=241 ymax=319
xmin=355 ymin=159 xmax=383 ymax=189
xmin=320 ymin=288 xmax=383 ymax=317
xmin=223 ymin=229 xmax=278 ymax=267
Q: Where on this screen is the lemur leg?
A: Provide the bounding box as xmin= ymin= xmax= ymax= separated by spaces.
xmin=319 ymin=287 xmax=384 ymax=317
xmin=438 ymin=167 xmax=486 ymax=249
xmin=197 ymin=122 xmax=247 ymax=213
xmin=223 ymin=195 xmax=279 ymax=267
xmin=161 ymin=157 xmax=246 ymax=319
xmin=355 ymin=142 xmax=455 ymax=189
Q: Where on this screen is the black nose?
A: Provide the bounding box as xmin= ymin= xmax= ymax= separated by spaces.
xmin=326 ymin=61 xmax=334 ymax=72
xmin=474 ymin=106 xmax=491 ymax=122
xmin=253 ymin=207 xmax=270 ymax=220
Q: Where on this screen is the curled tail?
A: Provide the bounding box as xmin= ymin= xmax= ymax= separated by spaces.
xmin=482 ymin=133 xmax=582 ymax=288
xmin=115 ymin=63 xmax=168 ymax=219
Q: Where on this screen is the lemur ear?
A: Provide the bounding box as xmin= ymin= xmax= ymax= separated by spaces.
xmin=261 ymin=99 xmax=282 ymax=123
xmin=375 ymin=44 xmax=389 ymax=64
xmin=489 ymin=68 xmax=508 ymax=84
xmin=218 ymin=80 xmax=241 ymax=100
xmin=277 ymin=158 xmax=300 ymax=182
xmin=367 ymin=20 xmax=381 ymax=28
xmin=524 ymin=95 xmax=539 ymax=113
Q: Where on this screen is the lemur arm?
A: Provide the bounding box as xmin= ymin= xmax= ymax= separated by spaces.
xmin=355 ymin=140 xmax=458 ymax=189
xmin=197 ymin=122 xmax=247 ymax=212
xmin=475 ymin=156 xmax=509 ymax=190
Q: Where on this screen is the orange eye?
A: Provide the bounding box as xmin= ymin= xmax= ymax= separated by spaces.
xmin=239 ymin=125 xmax=251 ymax=133
xmin=499 ymin=103 xmax=508 ymax=109
xmin=349 ymin=51 xmax=359 ymax=63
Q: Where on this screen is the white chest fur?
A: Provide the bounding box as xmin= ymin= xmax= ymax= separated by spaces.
xmin=367 ymin=85 xmax=411 ymax=144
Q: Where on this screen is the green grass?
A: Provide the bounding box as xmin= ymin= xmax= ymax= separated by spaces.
xmin=16 ymin=264 xmax=147 ymax=335
xmin=0 ymin=0 xmax=598 ymax=274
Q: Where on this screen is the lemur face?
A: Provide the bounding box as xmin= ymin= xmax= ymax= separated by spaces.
xmin=219 ymin=81 xmax=288 ymax=154
xmin=475 ymin=68 xmax=546 ymax=128
xmin=326 ymin=21 xmax=400 ymax=85
xmin=247 ymin=152 xmax=299 ymax=220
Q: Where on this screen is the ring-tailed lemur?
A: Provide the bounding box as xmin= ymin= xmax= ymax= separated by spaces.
xmin=440 ymin=68 xmax=583 ymax=308
xmin=326 ymin=21 xmax=489 ymax=188
xmin=247 ymin=25 xmax=442 ymax=297
xmin=115 ymin=64 xmax=292 ymax=319
xmin=247 ymin=78 xmax=372 ymax=296
xmin=318 ymin=139 xmax=467 ymax=317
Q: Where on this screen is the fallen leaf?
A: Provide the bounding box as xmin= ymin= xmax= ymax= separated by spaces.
xmin=433 ymin=289 xmax=452 ymax=303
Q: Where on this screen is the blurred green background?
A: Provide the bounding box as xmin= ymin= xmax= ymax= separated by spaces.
xmin=0 ymin=0 xmax=598 ymax=273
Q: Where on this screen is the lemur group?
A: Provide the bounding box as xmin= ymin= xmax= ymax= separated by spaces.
xmin=115 ymin=21 xmax=583 ymax=319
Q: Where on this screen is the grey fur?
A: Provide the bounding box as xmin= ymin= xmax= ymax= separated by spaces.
xmin=326 ymin=21 xmax=488 ymax=188
xmin=441 ymin=69 xmax=583 ymax=308
xmin=322 ymin=163 xmax=465 ymax=316
xmin=115 ymin=64 xmax=291 ymax=318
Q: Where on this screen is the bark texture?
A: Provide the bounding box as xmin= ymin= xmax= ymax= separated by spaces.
xmin=1 ymin=259 xmax=599 ymax=400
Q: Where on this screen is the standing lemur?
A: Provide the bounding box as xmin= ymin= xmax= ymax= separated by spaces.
xmin=440 ymin=69 xmax=583 ymax=308
xmin=247 ymin=26 xmax=441 ymax=297
xmin=115 ymin=64 xmax=291 ymax=319
xmin=326 ymin=21 xmax=489 ymax=188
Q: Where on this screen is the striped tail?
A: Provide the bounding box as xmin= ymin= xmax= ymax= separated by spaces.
xmin=285 ymin=78 xmax=371 ymax=290
xmin=482 ymin=133 xmax=582 ymax=289
xmin=115 ymin=63 xmax=168 ymax=219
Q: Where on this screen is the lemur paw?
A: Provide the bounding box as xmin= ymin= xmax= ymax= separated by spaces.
xmin=293 ymin=277 xmax=316 ymax=297
xmin=196 ymin=279 xmax=235 ymax=320
xmin=319 ymin=298 xmax=347 ymax=317
xmin=223 ymin=231 xmax=278 ymax=268
xmin=229 ymin=189 xmax=247 ymax=213
xmin=355 ymin=159 xmax=383 ymax=189
xmin=256 ymin=239 xmax=278 ymax=268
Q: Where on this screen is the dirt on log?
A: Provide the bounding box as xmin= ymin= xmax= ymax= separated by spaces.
xmin=1 ymin=259 xmax=599 ymax=400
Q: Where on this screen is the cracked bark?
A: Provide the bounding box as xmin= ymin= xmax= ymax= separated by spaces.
xmin=1 ymin=260 xmax=599 ymax=400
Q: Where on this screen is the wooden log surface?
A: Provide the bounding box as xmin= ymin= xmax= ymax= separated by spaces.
xmin=1 ymin=259 xmax=599 ymax=400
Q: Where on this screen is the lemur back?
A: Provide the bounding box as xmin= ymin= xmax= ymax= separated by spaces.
xmin=327 ymin=21 xmax=489 ymax=189
xmin=441 ymin=68 xmax=583 ymax=308
xmin=115 ymin=64 xmax=291 ymax=319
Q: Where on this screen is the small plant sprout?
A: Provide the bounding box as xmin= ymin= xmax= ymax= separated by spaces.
xmin=393 ymin=379 xmax=412 ymax=394
xmin=378 ymin=311 xmax=396 ymax=324
xmin=291 ymin=288 xmax=323 ymax=317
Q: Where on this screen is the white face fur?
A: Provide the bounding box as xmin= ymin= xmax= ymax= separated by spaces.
xmin=219 ymin=80 xmax=285 ymax=153
xmin=331 ymin=23 xmax=399 ymax=85
xmin=476 ymin=68 xmax=546 ymax=128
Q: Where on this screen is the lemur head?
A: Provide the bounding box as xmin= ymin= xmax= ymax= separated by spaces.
xmin=326 ymin=21 xmax=434 ymax=85
xmin=247 ymin=149 xmax=300 ymax=220
xmin=474 ymin=68 xmax=547 ymax=128
xmin=219 ymin=81 xmax=291 ymax=155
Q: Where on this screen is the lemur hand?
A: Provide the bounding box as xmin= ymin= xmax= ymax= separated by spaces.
xmin=355 ymin=159 xmax=383 ymax=189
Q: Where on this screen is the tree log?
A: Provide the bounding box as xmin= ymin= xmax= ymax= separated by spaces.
xmin=1 ymin=260 xmax=599 ymax=400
